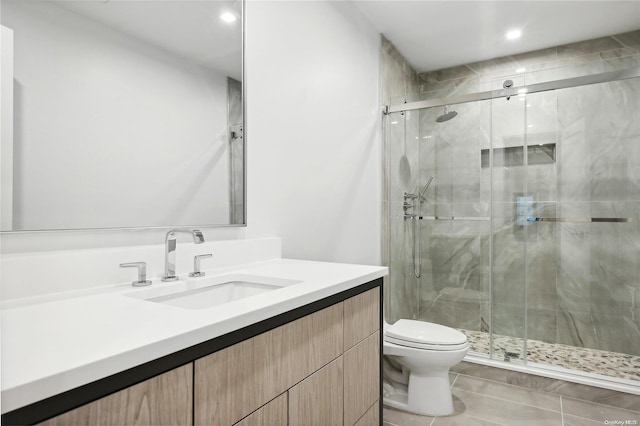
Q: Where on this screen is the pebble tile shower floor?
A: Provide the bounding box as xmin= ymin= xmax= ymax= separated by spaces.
xmin=461 ymin=329 xmax=640 ymax=381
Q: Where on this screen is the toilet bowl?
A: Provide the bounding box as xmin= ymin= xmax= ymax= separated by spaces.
xmin=383 ymin=319 xmax=468 ymax=416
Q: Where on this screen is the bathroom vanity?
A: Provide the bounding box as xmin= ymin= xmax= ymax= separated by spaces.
xmin=1 ymin=256 xmax=386 ymax=426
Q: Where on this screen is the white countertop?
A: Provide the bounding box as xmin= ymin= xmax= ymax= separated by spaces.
xmin=1 ymin=258 xmax=387 ymax=413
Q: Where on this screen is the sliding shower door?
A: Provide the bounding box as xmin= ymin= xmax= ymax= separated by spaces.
xmin=488 ymin=85 xmax=530 ymax=363
xmin=385 ymin=109 xmax=420 ymax=324
xmin=488 ymin=72 xmax=640 ymax=377
xmin=524 ymin=75 xmax=640 ymax=378
xmin=415 ymin=100 xmax=492 ymax=357
xmin=387 ymin=65 xmax=640 ymax=381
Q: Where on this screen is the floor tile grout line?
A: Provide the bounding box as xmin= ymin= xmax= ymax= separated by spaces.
xmin=450 ymin=373 xmax=460 ymax=388
xmin=454 ymin=386 xmax=564 ymax=415
xmin=466 ymin=413 xmax=509 ymax=426
xmin=455 ymin=372 xmax=640 ymax=416
xmin=560 ymin=394 xmax=640 ymax=416
xmin=453 ymin=372 xmax=562 ymax=400
xmin=453 ymin=371 xmax=571 ymax=404
xmin=559 ymin=398 xmax=640 ymax=423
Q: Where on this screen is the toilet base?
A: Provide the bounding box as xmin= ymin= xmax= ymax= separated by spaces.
xmin=383 ymin=368 xmax=454 ymax=416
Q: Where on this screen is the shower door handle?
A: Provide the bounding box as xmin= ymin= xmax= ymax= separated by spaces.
xmin=418 ymin=216 xmax=490 ymax=221
xmin=527 ymin=217 xmax=631 ymax=223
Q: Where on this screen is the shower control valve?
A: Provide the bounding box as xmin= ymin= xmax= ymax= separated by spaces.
xmin=404 ymin=192 xmax=418 ymax=200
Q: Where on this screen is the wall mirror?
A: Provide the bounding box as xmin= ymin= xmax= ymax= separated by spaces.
xmin=0 ymin=0 xmax=244 ymax=231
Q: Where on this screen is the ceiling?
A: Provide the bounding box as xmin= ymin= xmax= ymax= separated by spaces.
xmin=353 ymin=1 xmax=640 ymax=73
xmin=55 ymin=0 xmax=242 ymax=80
xmin=39 ymin=1 xmax=640 ymax=79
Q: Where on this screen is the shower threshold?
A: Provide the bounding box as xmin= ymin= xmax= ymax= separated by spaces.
xmin=459 ymin=329 xmax=640 ymax=393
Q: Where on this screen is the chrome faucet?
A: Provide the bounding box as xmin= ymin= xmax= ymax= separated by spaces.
xmin=162 ymin=229 xmax=205 ymax=282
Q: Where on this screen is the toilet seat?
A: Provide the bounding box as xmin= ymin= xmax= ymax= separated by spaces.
xmin=384 ymin=319 xmax=468 ymax=351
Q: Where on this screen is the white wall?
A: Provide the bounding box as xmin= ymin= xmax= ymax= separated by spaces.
xmin=245 ymin=1 xmax=382 ymax=265
xmin=2 ymin=1 xmax=230 ymax=230
xmin=1 ymin=26 xmax=14 ymax=231
xmin=0 ymin=0 xmax=382 ymax=290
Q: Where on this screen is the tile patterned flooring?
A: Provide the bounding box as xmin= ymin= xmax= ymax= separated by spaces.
xmin=462 ymin=329 xmax=640 ymax=381
xmin=383 ymin=367 xmax=640 ymax=425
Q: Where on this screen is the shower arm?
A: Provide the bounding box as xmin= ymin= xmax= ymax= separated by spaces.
xmin=419 ymin=176 xmax=434 ymax=199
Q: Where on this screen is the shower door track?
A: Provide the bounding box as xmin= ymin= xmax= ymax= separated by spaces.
xmin=384 ymin=66 xmax=640 ymax=114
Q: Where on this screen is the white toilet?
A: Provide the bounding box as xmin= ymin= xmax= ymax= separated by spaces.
xmin=383 ymin=319 xmax=468 ymax=416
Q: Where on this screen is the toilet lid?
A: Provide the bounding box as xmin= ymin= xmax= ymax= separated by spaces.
xmin=385 ymin=319 xmax=468 ymax=347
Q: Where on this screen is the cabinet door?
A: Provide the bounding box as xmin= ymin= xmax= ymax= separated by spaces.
xmin=288 ymin=357 xmax=343 ymax=426
xmin=353 ymin=402 xmax=379 ymax=426
xmin=344 ymin=287 xmax=380 ymax=351
xmin=234 ymin=393 xmax=287 ymax=426
xmin=195 ymin=303 xmax=343 ymax=426
xmin=37 ymin=364 xmax=193 ymax=426
xmin=344 ymin=332 xmax=380 ymax=426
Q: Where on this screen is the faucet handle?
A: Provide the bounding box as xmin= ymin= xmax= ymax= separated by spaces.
xmin=120 ymin=262 xmax=152 ymax=287
xmin=189 ymin=254 xmax=212 ymax=277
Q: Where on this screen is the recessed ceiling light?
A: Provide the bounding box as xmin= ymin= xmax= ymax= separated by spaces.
xmin=220 ymin=12 xmax=237 ymax=23
xmin=506 ymin=29 xmax=522 ymax=40
xmin=516 ymin=67 xmax=526 ymax=73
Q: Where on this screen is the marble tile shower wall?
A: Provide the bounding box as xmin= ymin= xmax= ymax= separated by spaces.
xmin=409 ymin=30 xmax=640 ymax=101
xmin=384 ymin=30 xmax=640 ymax=359
xmin=228 ymin=78 xmax=244 ymax=224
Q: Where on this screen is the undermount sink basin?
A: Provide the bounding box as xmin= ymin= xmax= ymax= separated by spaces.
xmin=126 ymin=273 xmax=302 ymax=310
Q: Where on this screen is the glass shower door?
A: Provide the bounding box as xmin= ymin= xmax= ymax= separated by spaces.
xmin=415 ymin=100 xmax=492 ymax=357
xmin=523 ymin=75 xmax=640 ymax=379
xmin=488 ymin=70 xmax=640 ymax=379
xmin=488 ymin=86 xmax=529 ymax=363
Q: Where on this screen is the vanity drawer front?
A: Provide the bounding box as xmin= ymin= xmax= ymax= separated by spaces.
xmin=344 ymin=331 xmax=380 ymax=426
xmin=233 ymin=392 xmax=288 ymax=426
xmin=344 ymin=287 xmax=380 ymax=350
xmin=353 ymin=401 xmax=380 ymax=426
xmin=194 ymin=302 xmax=344 ymax=426
xmin=288 ymin=357 xmax=344 ymax=426
xmin=36 ymin=364 xmax=192 ymax=426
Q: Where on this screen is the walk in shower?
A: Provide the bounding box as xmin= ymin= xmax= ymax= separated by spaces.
xmin=384 ymin=52 xmax=640 ymax=392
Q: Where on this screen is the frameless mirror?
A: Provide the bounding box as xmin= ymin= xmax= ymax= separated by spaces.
xmin=0 ymin=0 xmax=244 ymax=231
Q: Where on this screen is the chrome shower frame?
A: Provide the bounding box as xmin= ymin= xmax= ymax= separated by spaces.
xmin=383 ymin=66 xmax=640 ymax=114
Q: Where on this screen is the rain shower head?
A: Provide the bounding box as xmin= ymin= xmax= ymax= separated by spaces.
xmin=436 ymin=105 xmax=458 ymax=123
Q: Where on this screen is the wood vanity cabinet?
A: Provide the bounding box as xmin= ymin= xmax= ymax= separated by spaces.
xmin=24 ymin=281 xmax=381 ymax=426
xmin=195 ymin=286 xmax=380 ymax=426
xmin=194 ymin=303 xmax=344 ymax=425
xmin=288 ymin=357 xmax=344 ymax=426
xmin=37 ymin=364 xmax=193 ymax=426
xmin=234 ymin=393 xmax=288 ymax=426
